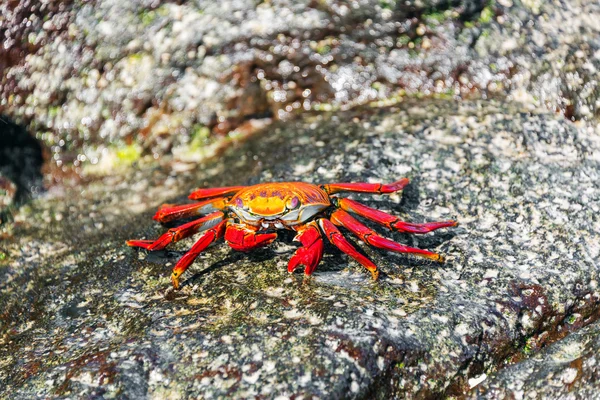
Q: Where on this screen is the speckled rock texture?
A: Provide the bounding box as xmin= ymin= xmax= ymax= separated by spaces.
xmin=2 ymin=0 xmax=599 ymax=173
xmin=1 ymin=100 xmax=599 ymax=398
xmin=472 ymin=318 xmax=600 ymax=399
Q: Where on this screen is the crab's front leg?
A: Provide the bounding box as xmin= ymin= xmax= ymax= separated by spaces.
xmin=153 ymin=197 xmax=229 ymax=223
xmin=224 ymin=221 xmax=277 ymax=251
xmin=171 ymin=220 xmax=227 ymax=289
xmin=127 ymin=211 xmax=225 ymax=250
xmin=288 ymin=221 xmax=324 ymax=276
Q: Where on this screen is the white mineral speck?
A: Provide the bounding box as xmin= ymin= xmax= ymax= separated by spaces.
xmin=263 ymin=360 xmax=277 ymax=372
xmin=561 ymin=368 xmax=579 ymax=384
xmin=484 ymin=269 xmax=499 ymax=278
xmin=468 ymin=373 xmax=487 ymax=388
xmin=221 ymin=335 xmax=232 ymax=344
xmin=454 ymin=323 xmax=469 ymax=335
xmin=149 ymin=370 xmax=165 ymax=385
xmin=299 ymin=372 xmax=312 ymax=385
xmin=242 ymin=370 xmax=261 ymax=384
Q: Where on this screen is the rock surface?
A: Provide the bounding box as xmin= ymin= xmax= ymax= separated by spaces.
xmin=473 ymin=318 xmax=600 ymax=399
xmin=1 ymin=99 xmax=599 ymax=398
xmin=2 ymin=0 xmax=599 ymax=174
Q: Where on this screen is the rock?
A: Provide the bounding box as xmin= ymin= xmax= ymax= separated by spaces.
xmin=1 ymin=99 xmax=599 ymax=398
xmin=473 ymin=318 xmax=600 ymax=398
xmin=0 ymin=174 xmax=17 ymax=211
xmin=1 ymin=0 xmax=599 ymax=174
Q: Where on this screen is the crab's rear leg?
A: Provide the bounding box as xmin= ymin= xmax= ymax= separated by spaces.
xmin=330 ymin=209 xmax=444 ymax=262
xmin=188 ymin=185 xmax=245 ymax=200
xmin=224 ymin=222 xmax=277 ymax=251
xmin=320 ymin=178 xmax=409 ymax=195
xmin=153 ymin=197 xmax=228 ymax=223
xmin=288 ymin=221 xmax=324 ymax=276
xmin=171 ymin=220 xmax=227 ymax=289
xmin=319 ymin=218 xmax=379 ymax=279
xmin=127 ymin=211 xmax=224 ymax=251
xmin=337 ymin=198 xmax=457 ymax=234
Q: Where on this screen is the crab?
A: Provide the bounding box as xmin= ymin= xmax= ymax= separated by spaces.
xmin=127 ymin=178 xmax=457 ymax=289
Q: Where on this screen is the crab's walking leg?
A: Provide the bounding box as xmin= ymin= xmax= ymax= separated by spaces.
xmin=319 ymin=218 xmax=379 ymax=279
xmin=153 ymin=197 xmax=228 ymax=223
xmin=126 ymin=211 xmax=224 ymax=251
xmin=337 ymin=198 xmax=457 ymax=234
xmin=320 ymin=178 xmax=409 ymax=195
xmin=171 ymin=220 xmax=226 ymax=289
xmin=224 ymin=222 xmax=278 ymax=251
xmin=188 ymin=186 xmax=245 ymax=200
xmin=288 ymin=221 xmax=324 ymax=276
xmin=330 ymin=210 xmax=444 ymax=262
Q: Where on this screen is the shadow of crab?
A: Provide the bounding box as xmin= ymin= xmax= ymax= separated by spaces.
xmin=399 ymin=176 xmax=423 ymax=211
xmin=149 ymin=231 xmax=444 ymax=316
xmin=138 ymin=221 xmax=459 ymax=293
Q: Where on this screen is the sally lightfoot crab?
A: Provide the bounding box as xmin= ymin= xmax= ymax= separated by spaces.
xmin=127 ymin=179 xmax=457 ymax=289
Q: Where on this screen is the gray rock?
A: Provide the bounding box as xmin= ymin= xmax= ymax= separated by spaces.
xmin=472 ymin=318 xmax=600 ymax=399
xmin=0 ymin=173 xmax=16 ymax=211
xmin=1 ymin=99 xmax=599 ymax=398
xmin=2 ymin=0 xmax=599 ymax=173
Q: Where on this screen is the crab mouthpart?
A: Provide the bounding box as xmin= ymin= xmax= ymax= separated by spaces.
xmin=261 ymin=220 xmax=285 ymax=230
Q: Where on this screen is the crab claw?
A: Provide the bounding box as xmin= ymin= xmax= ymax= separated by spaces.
xmin=224 ymin=223 xmax=277 ymax=251
xmin=288 ymin=222 xmax=324 ymax=276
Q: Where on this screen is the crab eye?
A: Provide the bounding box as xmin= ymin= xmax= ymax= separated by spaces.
xmin=235 ymin=198 xmax=244 ymax=208
xmin=288 ymin=196 xmax=300 ymax=209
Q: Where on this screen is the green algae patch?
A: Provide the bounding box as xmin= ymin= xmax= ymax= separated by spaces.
xmin=116 ymin=144 xmax=142 ymax=165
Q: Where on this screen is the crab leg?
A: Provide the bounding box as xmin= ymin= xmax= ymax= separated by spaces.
xmin=330 ymin=210 xmax=444 ymax=262
xmin=171 ymin=220 xmax=226 ymax=289
xmin=288 ymin=221 xmax=324 ymax=276
xmin=224 ymin=221 xmax=278 ymax=251
xmin=319 ymin=218 xmax=379 ymax=279
xmin=320 ymin=178 xmax=409 ymax=195
xmin=153 ymin=197 xmax=229 ymax=223
xmin=188 ymin=186 xmax=245 ymax=200
xmin=126 ymin=211 xmax=224 ymax=251
xmin=337 ymin=198 xmax=457 ymax=234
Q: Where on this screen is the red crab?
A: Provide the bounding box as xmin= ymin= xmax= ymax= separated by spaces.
xmin=127 ymin=179 xmax=457 ymax=289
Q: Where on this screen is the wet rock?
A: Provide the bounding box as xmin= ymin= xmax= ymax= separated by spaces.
xmin=476 ymin=0 xmax=600 ymax=122
xmin=473 ymin=318 xmax=600 ymax=398
xmin=1 ymin=0 xmax=599 ymax=175
xmin=0 ymin=173 xmax=17 ymax=210
xmin=1 ymin=99 xmax=599 ymax=398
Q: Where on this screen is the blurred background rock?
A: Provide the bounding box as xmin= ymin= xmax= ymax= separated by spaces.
xmin=2 ymin=0 xmax=599 ymax=184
